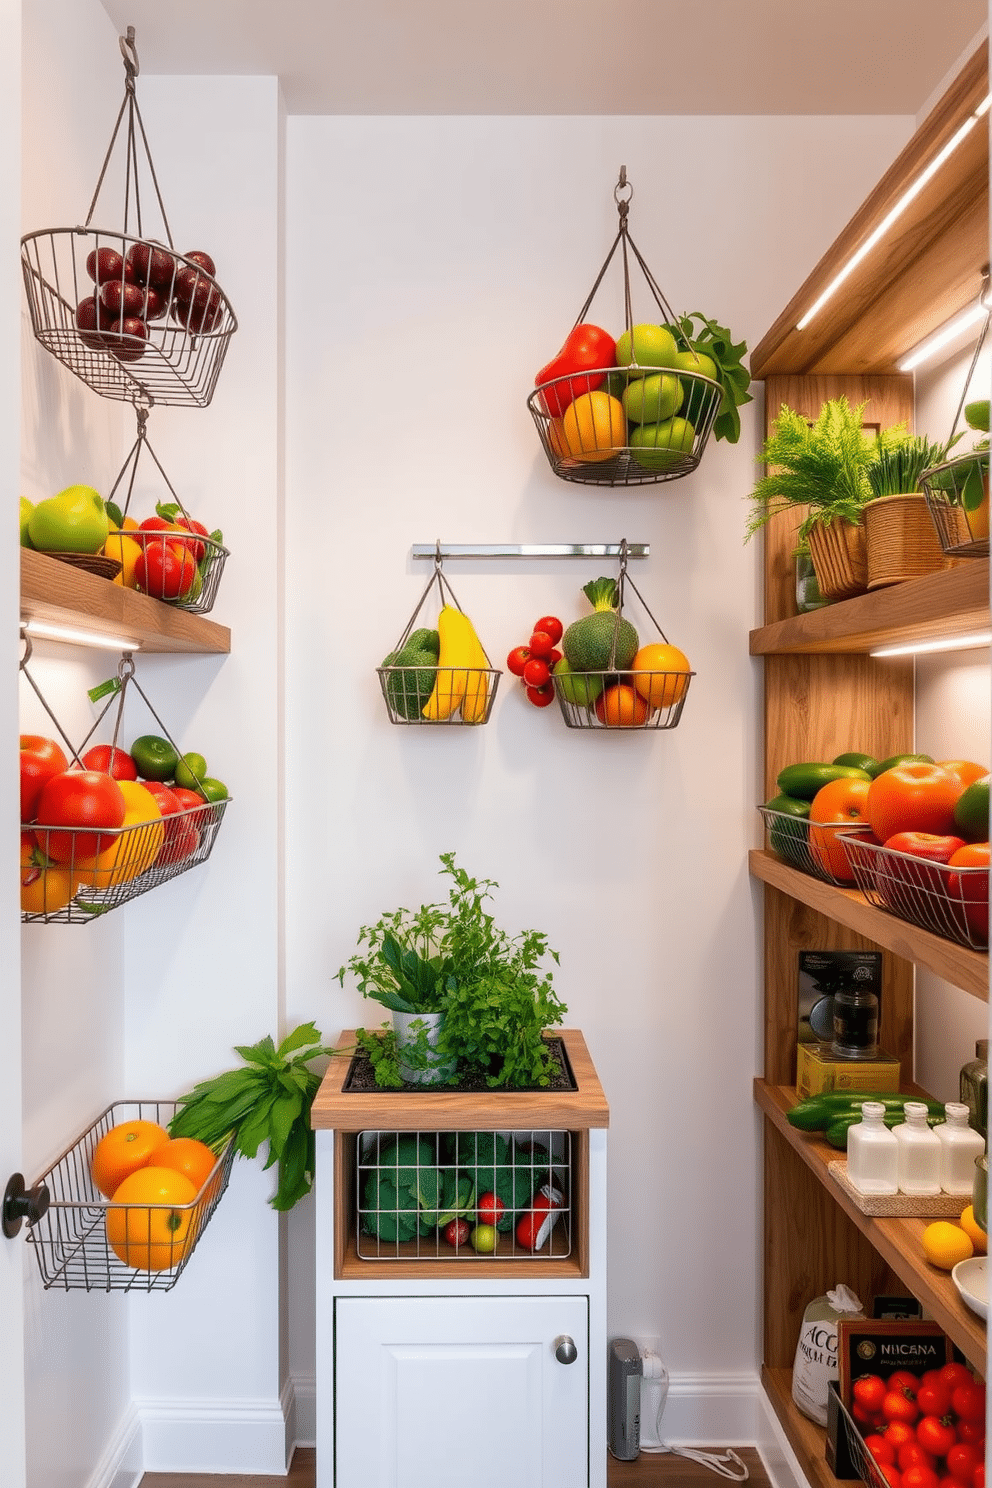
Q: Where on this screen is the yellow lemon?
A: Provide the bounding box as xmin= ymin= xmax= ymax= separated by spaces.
xmin=105 ymin=530 xmax=144 ymax=589
xmin=922 ymin=1220 xmax=974 ymax=1270
xmin=960 ymin=1204 xmax=988 ymax=1254
xmin=562 ymin=391 xmax=626 ymax=462
xmin=76 ymin=781 xmax=164 ymax=889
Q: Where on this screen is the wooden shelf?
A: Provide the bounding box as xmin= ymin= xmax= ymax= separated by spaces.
xmin=750 ymin=560 xmax=990 ymax=656
xmin=749 ymin=850 xmax=989 ymax=1001
xmin=750 ymin=41 xmax=988 ymax=378
xmin=755 ymin=1079 xmax=987 ymax=1371
xmin=761 ymin=1366 xmax=836 ymax=1488
xmin=20 ymin=548 xmax=230 ymax=655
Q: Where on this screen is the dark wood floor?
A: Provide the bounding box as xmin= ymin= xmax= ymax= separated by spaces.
xmin=139 ymin=1444 xmax=770 ymax=1486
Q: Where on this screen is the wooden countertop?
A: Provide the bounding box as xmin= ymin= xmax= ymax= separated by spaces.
xmin=311 ymin=1027 xmax=609 ymax=1131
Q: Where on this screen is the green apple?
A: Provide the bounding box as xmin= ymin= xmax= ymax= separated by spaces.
xmin=552 ymin=656 xmax=604 ymax=709
xmin=622 ymin=372 xmax=683 ymax=425
xmin=671 ymin=347 xmax=719 ymax=381
xmin=630 ymin=417 xmax=697 ymax=471
xmin=469 ymin=1224 xmax=498 ymax=1254
xmin=614 ymin=323 xmax=679 ymax=375
xmin=19 ymin=497 xmax=34 ymax=547
xmin=27 ymin=484 xmax=108 ymax=554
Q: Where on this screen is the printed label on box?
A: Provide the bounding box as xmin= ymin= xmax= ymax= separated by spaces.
xmin=837 ymin=1319 xmax=953 ymax=1404
xmin=796 ymin=1042 xmax=900 ymax=1099
xmin=799 ymin=951 xmax=883 ymax=1046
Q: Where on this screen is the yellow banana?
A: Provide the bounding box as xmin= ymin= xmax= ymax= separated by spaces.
xmin=460 ymin=615 xmax=493 ymax=724
xmin=422 ymin=605 xmax=473 ymax=721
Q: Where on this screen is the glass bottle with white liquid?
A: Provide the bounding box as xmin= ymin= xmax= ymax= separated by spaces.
xmin=846 ymin=1101 xmax=898 ymax=1195
xmin=892 ymin=1101 xmax=942 ymax=1196
xmin=935 ymin=1102 xmax=986 ymax=1196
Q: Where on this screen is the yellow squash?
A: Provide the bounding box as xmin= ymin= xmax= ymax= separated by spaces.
xmin=423 ymin=605 xmax=489 ymax=722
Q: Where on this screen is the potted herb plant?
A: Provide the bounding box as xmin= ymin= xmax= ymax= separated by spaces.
xmin=745 ymin=397 xmax=885 ymax=601
xmin=337 ymin=853 xmax=567 ymax=1090
xmin=863 ymin=432 xmax=957 ymax=588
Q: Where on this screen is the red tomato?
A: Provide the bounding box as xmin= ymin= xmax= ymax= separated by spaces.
xmin=528 ymin=630 xmax=554 ymax=659
xmin=534 ymin=615 xmax=563 ymax=645
xmin=900 ymin=1444 xmax=937 ymax=1473
xmin=867 ymin=1436 xmax=898 ymax=1467
xmin=547 ymin=647 xmax=563 ymax=669
xmin=917 ymin=1380 xmax=954 ymax=1418
xmin=506 ymin=646 xmax=531 ymax=677
xmin=853 ymin=1399 xmax=885 ymax=1429
xmin=476 ymin=1192 xmax=505 ymax=1227
xmin=141 ymin=782 xmax=200 ymax=865
xmin=884 ymin=1391 xmax=920 ymax=1426
xmin=883 ymin=832 xmax=966 ymax=864
xmin=443 ymin=1217 xmax=470 ymax=1247
xmin=855 ymin=1376 xmax=889 ymax=1414
xmin=81 ymin=744 xmax=139 ymax=781
xmin=939 ymin=1364 xmax=976 ymax=1392
xmin=19 ymin=735 xmax=70 ymax=822
xmin=525 ymin=684 xmax=555 ymax=708
xmin=886 ymin=1423 xmax=918 ymax=1453
xmin=917 ymin=1417 xmax=957 ymax=1458
xmin=34 ymin=770 xmax=126 ymax=863
xmin=950 ymin=1383 xmax=986 ymax=1424
xmin=973 ymin=1466 xmax=985 ymax=1488
xmin=903 ymin=1466 xmax=941 ymax=1488
xmin=947 ymin=843 xmax=990 ymax=942
xmin=881 ymin=1469 xmax=904 ymax=1488
xmin=866 ymin=762 xmax=965 ymax=841
xmin=135 ymin=538 xmax=199 ymax=601
xmin=808 ymin=776 xmax=871 ymax=882
xmin=175 ymin=516 xmax=210 ymax=564
xmin=946 ymin=1445 xmax=982 ymax=1486
xmin=535 ymin=323 xmax=616 ymax=418
xmin=522 ymin=657 xmax=551 ymax=688
xmin=888 ymin=1371 xmax=922 ymax=1398
xmin=955 ymin=1423 xmax=985 ymax=1449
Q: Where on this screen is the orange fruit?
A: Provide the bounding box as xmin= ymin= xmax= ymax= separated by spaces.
xmin=960 ymin=1204 xmax=987 ymax=1254
xmin=561 ymin=391 xmax=626 ymax=462
xmin=630 ymin=643 xmax=691 ymax=710
xmin=91 ymin=1119 xmax=170 ymax=1199
xmin=594 ymin=683 xmax=651 ymax=727
xmin=808 ymin=777 xmax=871 ymax=883
xmin=921 ymin=1220 xmax=973 ymax=1270
xmin=105 ymin=1166 xmax=199 ymax=1271
xmin=546 ymin=417 xmax=570 ymax=459
xmin=155 ymin=1137 xmax=219 ymax=1196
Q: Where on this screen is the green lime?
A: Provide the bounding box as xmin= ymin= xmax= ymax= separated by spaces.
xmin=174 ymin=751 xmax=208 ymax=790
xmin=130 ymin=734 xmax=180 ymax=782
xmin=954 ymin=775 xmax=990 ymax=842
xmin=198 ymin=776 xmax=228 ymax=803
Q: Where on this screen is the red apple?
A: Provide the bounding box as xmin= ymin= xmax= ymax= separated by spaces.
xmin=80 ymin=745 xmax=139 ymax=781
xmin=183 ymin=250 xmax=216 ymax=277
xmin=85 ymin=246 xmax=131 ymax=285
xmin=877 ymin=831 xmax=968 ymax=931
xmin=126 ymin=241 xmax=177 ymax=289
xmin=20 ymin=735 xmax=70 ymax=822
xmin=74 ymin=294 xmax=114 ymax=350
xmin=106 ymin=317 xmax=148 ymax=362
xmin=100 ymin=278 xmax=147 ymax=318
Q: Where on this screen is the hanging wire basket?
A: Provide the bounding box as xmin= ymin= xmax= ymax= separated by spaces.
xmin=102 ymin=404 xmax=229 ymax=614
xmin=527 ymin=168 xmax=724 ymax=488
xmin=376 ymin=547 xmax=501 ymax=726
xmin=20 ymin=643 xmax=230 ymax=925
xmin=20 ymin=28 xmax=237 ymax=408
xmin=920 ymin=290 xmax=991 ymax=559
xmin=551 ymin=541 xmax=694 ymax=730
xmin=22 ymin=1099 xmax=236 ymax=1292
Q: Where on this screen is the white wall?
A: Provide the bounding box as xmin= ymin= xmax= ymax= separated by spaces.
xmin=282 ymin=110 xmax=913 ymax=1410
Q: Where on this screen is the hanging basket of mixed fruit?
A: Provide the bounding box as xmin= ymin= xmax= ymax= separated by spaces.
xmin=527 ymin=167 xmax=751 ymax=487
xmin=20 ymin=26 xmax=237 ymax=409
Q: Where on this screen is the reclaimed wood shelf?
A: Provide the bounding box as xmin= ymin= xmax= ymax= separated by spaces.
xmin=20 ymin=547 xmax=230 ymax=655
xmin=755 ymin=1080 xmax=986 ymax=1371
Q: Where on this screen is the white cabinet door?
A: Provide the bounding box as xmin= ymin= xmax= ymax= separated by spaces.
xmin=335 ymin=1294 xmax=588 ymax=1488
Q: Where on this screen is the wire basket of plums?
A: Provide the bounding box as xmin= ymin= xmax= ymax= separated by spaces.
xmin=19 ymin=27 xmax=237 ymax=408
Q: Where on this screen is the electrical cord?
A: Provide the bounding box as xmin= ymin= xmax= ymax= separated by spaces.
xmin=638 ymin=1353 xmax=750 ymax=1481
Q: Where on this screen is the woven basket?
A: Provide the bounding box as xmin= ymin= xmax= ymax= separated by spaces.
xmin=807 ymin=519 xmax=868 ymax=601
xmin=864 ymin=493 xmax=955 ymax=590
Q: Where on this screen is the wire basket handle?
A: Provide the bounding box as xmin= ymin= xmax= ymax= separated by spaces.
xmin=946 ymin=271 xmax=991 ymax=447
xmin=606 ymin=538 xmax=671 ymax=665
xmin=106 ymin=402 xmax=193 ymax=525
xmin=388 ymin=542 xmax=485 ymax=660
xmin=19 ymin=633 xmax=84 ymax=766
xmin=82 ymin=26 xmax=174 ymax=247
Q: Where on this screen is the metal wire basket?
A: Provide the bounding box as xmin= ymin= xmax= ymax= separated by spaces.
xmin=758 ymin=808 xmax=871 ymax=887
xmin=356 ymin=1128 xmax=571 ymax=1262
xmin=377 ymin=548 xmax=501 ymax=726
xmin=833 ymin=1387 xmax=889 ymax=1488
xmin=22 ymin=1100 xmax=235 ymax=1292
xmin=551 ymin=542 xmax=693 ymax=730
xmin=841 ymin=835 xmax=989 ymax=950
xmin=920 ymin=297 xmax=990 ymax=559
xmin=528 ymin=168 xmax=726 ymax=488
xmin=103 ymin=405 xmax=229 ymax=614
xmin=20 ymin=29 xmax=236 ymax=408
xmin=20 ymin=645 xmax=230 ymax=924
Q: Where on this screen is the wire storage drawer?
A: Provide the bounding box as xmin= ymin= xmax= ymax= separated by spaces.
xmin=356 ymin=1128 xmax=571 ymax=1262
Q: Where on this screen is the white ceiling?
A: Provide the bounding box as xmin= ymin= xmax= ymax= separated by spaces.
xmin=98 ymin=0 xmax=988 ymax=117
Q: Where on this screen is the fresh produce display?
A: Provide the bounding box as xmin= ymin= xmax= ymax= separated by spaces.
xmin=74 ymin=241 xmax=224 ymax=363
xmin=787 ymin=1093 xmax=947 ymax=1151
xmin=90 ymin=1117 xmax=171 ymax=1198
xmin=850 ymin=1361 xmax=986 ymax=1482
xmin=505 ymin=612 xmax=563 ymax=708
xmin=380 ymin=606 xmax=496 ymax=725
xmin=19 ymin=731 xmax=229 ymax=917
xmin=26 ymin=485 xmax=109 ymax=554
xmin=359 ymin=1129 xmax=563 ymax=1254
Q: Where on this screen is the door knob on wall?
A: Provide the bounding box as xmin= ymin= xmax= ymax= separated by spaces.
xmin=2 ymin=1172 xmax=50 ymax=1238
xmin=554 ymin=1334 xmax=578 ymax=1364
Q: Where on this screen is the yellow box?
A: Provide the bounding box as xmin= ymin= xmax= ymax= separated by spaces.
xmin=796 ymin=1042 xmax=901 ymax=1100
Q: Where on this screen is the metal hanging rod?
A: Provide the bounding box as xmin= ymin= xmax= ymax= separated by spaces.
xmin=411 ymin=543 xmax=649 ymax=560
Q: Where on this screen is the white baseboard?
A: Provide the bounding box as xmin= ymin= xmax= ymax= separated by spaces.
xmin=85 ymin=1404 xmax=142 ymax=1488
xmin=290 ymin=1370 xmax=317 ymax=1449
xmin=134 ymin=1389 xmax=294 ymax=1475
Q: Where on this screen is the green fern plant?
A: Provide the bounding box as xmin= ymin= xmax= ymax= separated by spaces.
xmin=744 ymin=397 xmax=898 ymax=544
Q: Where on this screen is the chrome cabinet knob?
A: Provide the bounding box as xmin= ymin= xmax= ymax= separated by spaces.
xmin=554 ymin=1334 xmax=578 ymax=1365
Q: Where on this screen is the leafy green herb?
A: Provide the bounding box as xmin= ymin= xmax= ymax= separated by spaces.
xmin=667 ymin=311 xmax=752 ymax=444
xmin=168 ymin=1022 xmax=331 ymax=1211
xmin=866 ymin=433 xmax=956 ymax=498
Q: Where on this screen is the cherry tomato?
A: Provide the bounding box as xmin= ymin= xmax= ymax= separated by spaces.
xmin=443 ymin=1218 xmax=470 ymax=1247
xmin=81 ymin=744 xmax=139 ymax=781
xmin=946 ymin=1445 xmax=982 ymax=1487
xmin=547 ymin=647 xmax=563 ymax=668
xmin=506 ymin=646 xmax=531 ymax=677
xmin=527 ymin=630 xmax=554 ymax=659
xmin=525 ymin=684 xmax=555 ymax=708
xmin=899 ymin=1443 xmax=937 ymax=1473
xmin=973 ymin=1466 xmax=985 ymax=1488
xmin=534 ymin=615 xmax=563 ymax=645
xmin=853 ymin=1399 xmax=885 ymax=1428
xmin=866 ymin=1435 xmax=898 ymax=1467
xmin=917 ymin=1418 xmax=957 ymax=1459
xmin=889 ymin=1371 xmax=922 ymax=1400
xmin=939 ymin=1365 xmax=976 ymax=1392
xmin=886 ymin=1424 xmax=918 ymax=1454
xmin=880 ymin=1468 xmax=903 ymax=1488
xmin=951 ymin=1383 xmax=986 ymax=1424
xmin=885 ymin=1391 xmax=920 ymax=1426
xmin=902 ymin=1465 xmax=941 ymax=1488
xmin=955 ymin=1423 xmax=985 ymax=1449
xmin=855 ymin=1376 xmax=889 ymax=1414
xmin=522 ymin=657 xmax=551 ymax=688
xmin=476 ymin=1192 xmax=505 ymax=1227
xmin=917 ymin=1381 xmax=954 ymax=1418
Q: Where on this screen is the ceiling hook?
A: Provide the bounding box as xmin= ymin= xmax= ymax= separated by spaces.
xmin=119 ymin=25 xmax=140 ymax=88
xmin=614 ymin=166 xmax=633 ymax=214
xmin=19 ymin=627 xmax=33 ymax=668
xmin=434 ymin=538 xmax=444 ymax=574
